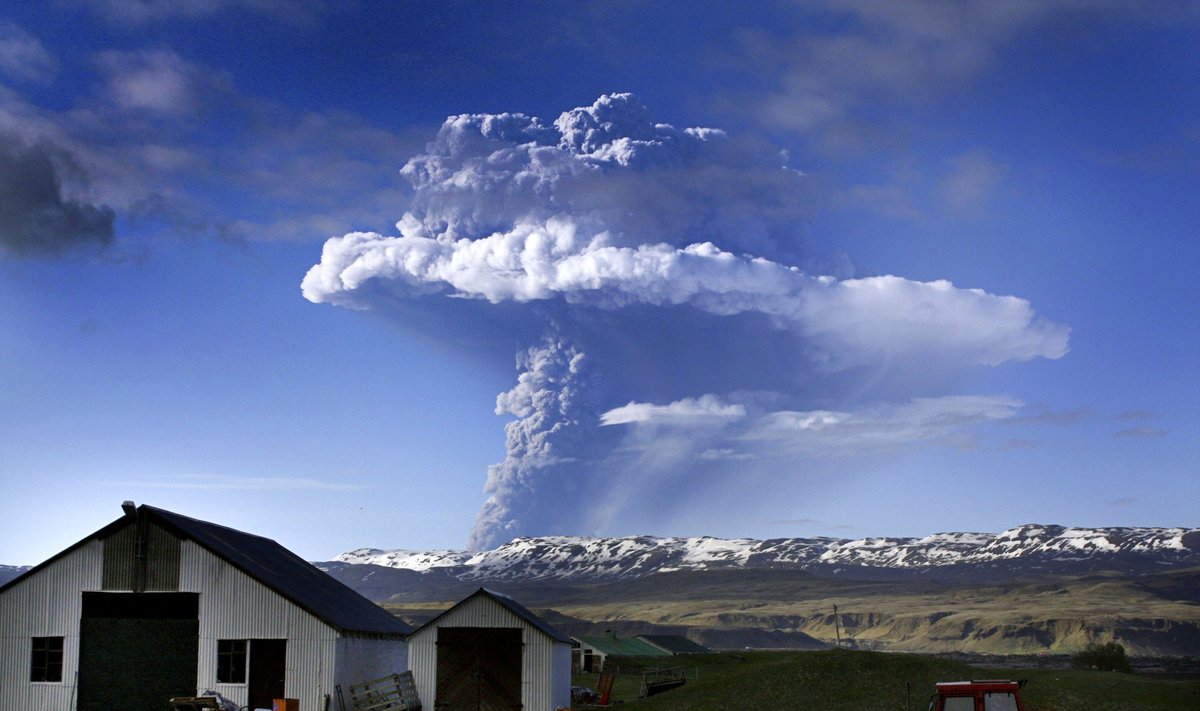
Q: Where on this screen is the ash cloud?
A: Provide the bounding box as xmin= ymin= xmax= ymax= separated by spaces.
xmin=303 ymin=94 xmax=1070 ymax=549
xmin=0 ymin=132 xmax=115 ymax=258
xmin=469 ymin=337 xmax=593 ymax=550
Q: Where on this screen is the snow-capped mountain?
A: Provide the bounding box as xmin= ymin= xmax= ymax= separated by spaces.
xmin=0 ymin=564 xmax=30 ymax=586
xmin=334 ymin=525 xmax=1199 ymax=582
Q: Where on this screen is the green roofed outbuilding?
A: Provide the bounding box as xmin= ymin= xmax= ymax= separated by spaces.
xmin=572 ymin=631 xmax=669 ymax=672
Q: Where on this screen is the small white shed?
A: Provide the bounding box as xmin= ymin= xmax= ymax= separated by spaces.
xmin=0 ymin=503 xmax=411 ymax=711
xmin=407 ymin=588 xmax=571 ymax=711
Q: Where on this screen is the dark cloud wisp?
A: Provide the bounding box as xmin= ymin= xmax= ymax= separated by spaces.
xmin=0 ymin=133 xmax=115 ymax=258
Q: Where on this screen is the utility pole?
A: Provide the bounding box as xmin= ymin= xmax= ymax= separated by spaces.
xmin=833 ymin=604 xmax=842 ymax=648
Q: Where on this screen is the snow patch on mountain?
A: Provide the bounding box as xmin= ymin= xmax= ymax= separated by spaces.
xmin=337 ymin=548 xmax=472 ymax=571
xmin=334 ymin=524 xmax=1198 ymax=582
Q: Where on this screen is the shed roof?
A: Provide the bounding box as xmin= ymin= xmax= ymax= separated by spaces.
xmin=574 ymin=632 xmax=669 ymax=657
xmin=636 ymin=634 xmax=711 ymax=655
xmin=0 ymin=504 xmax=411 ymax=638
xmin=413 ymin=588 xmax=570 ymax=644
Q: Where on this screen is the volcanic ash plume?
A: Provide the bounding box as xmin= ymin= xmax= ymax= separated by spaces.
xmin=469 ymin=337 xmax=590 ymax=551
xmin=302 ymin=93 xmax=1070 ymax=549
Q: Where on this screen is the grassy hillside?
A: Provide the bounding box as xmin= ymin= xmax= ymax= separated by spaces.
xmin=377 ymin=567 xmax=1200 ymax=655
xmin=549 ymin=568 xmax=1200 ymax=655
xmin=574 ymin=649 xmax=1200 ymax=710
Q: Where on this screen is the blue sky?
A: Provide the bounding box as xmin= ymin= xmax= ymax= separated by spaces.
xmin=1 ymin=1 xmax=1197 ymax=564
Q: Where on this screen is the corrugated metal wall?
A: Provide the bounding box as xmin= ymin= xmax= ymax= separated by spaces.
xmin=0 ymin=539 xmax=103 ymax=711
xmin=333 ymin=634 xmax=409 ymax=691
xmin=182 ymin=541 xmax=338 ymax=711
xmin=408 ymin=594 xmax=571 ymax=711
xmin=102 ymin=520 xmax=181 ymax=591
xmin=146 ymin=523 xmax=182 ymax=590
xmin=101 ymin=522 xmax=136 ymax=590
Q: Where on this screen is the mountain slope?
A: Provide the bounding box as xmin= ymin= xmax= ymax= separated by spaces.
xmin=322 ymin=525 xmax=1200 ymax=656
xmin=335 ymin=524 xmax=1199 ymax=582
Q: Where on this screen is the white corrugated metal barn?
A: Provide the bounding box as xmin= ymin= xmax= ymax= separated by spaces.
xmin=408 ymin=588 xmax=571 ymax=711
xmin=0 ymin=503 xmax=410 ymax=711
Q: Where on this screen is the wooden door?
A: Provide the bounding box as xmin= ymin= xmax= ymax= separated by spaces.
xmin=248 ymin=639 xmax=287 ymax=709
xmin=435 ymin=627 xmax=522 ymax=711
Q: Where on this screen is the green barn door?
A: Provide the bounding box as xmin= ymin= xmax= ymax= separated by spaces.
xmin=77 ymin=593 xmax=199 ymax=711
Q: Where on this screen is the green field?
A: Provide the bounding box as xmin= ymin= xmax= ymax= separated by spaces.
xmin=573 ymin=649 xmax=1200 ymax=710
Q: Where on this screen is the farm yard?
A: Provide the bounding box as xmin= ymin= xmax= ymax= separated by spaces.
xmin=572 ymin=649 xmax=1200 ymax=711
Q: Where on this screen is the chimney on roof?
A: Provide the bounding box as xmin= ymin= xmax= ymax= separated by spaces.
xmin=121 ymin=500 xmax=136 ymax=516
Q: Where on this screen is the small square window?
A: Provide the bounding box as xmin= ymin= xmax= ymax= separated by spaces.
xmin=31 ymin=637 xmax=64 ymax=682
xmin=217 ymin=639 xmax=247 ymax=684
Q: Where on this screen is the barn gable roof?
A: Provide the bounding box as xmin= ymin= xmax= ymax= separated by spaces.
xmin=414 ymin=588 xmax=570 ymax=644
xmin=0 ymin=504 xmax=411 ymax=638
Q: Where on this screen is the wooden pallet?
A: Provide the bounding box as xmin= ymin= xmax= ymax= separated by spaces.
xmin=168 ymin=697 xmax=222 ymax=711
xmin=346 ymin=671 xmax=422 ymax=711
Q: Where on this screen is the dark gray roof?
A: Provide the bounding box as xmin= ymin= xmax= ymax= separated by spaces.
xmin=414 ymin=588 xmax=570 ymax=644
xmin=0 ymin=505 xmax=410 ymax=638
xmin=142 ymin=506 xmax=411 ymax=636
xmin=636 ymin=634 xmax=711 ymax=655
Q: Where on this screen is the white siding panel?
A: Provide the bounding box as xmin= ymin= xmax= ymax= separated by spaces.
xmin=333 ymin=635 xmax=409 ymax=692
xmin=182 ymin=541 xmax=337 ymax=711
xmin=407 ymin=625 xmax=437 ymax=708
xmin=0 ymin=540 xmax=103 ymax=711
xmin=407 ymin=594 xmax=570 ymax=711
xmin=549 ymin=643 xmax=571 ymax=710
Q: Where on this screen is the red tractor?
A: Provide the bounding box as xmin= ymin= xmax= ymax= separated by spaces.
xmin=929 ymin=680 xmax=1026 ymax=711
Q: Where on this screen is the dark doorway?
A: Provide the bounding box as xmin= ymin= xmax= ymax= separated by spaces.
xmin=77 ymin=592 xmax=199 ymax=711
xmin=435 ymin=627 xmax=522 ymax=711
xmin=248 ymin=639 xmax=287 ymax=709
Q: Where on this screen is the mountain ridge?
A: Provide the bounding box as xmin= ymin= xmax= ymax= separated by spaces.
xmin=335 ymin=523 xmax=1199 ymax=583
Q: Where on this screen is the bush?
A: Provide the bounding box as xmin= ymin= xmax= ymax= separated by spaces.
xmin=1070 ymin=642 xmax=1132 ymax=673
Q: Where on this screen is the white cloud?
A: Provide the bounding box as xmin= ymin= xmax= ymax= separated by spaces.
xmin=81 ymin=0 xmax=322 ymax=25
xmin=95 ymin=49 xmax=226 ymax=116
xmin=939 ymin=150 xmax=1007 ymax=216
xmin=601 ymin=394 xmax=1025 ymax=458
xmin=391 ymin=94 xmax=813 ymax=261
xmin=304 ymin=94 xmax=1067 ymax=372
xmin=106 ymin=473 xmax=360 ymax=491
xmin=304 ymin=228 xmax=1068 ymax=370
xmin=1115 ymin=426 xmax=1168 ymax=439
xmin=834 ymin=183 xmax=923 ymax=221
xmin=0 ymin=22 xmax=57 ymax=84
xmin=0 ymin=43 xmax=421 ymax=249
xmin=601 ymin=394 xmax=747 ymax=426
xmin=750 ymin=1 xmax=1109 ymax=138
xmin=698 ymin=448 xmax=756 ymax=462
xmin=749 ymin=395 xmax=1024 ymax=451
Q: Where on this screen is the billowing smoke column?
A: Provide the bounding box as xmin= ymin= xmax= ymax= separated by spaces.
xmin=303 ymin=94 xmax=1069 ymax=550
xmin=469 ymin=336 xmax=590 ymax=551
